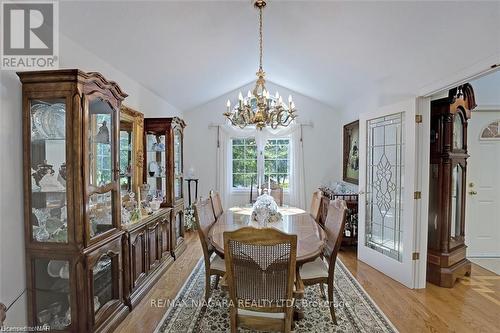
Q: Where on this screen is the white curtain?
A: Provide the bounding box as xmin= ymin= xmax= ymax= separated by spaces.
xmin=215 ymin=124 xmax=306 ymax=210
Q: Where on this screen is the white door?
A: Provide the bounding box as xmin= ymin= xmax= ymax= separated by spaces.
xmin=466 ymin=111 xmax=500 ymax=257
xmin=358 ymin=99 xmax=421 ymax=288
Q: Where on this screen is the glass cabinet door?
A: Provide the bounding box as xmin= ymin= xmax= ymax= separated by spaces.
xmin=87 ymin=98 xmax=116 ymax=239
xmin=30 ymin=99 xmax=68 ymax=243
xmin=33 ymin=258 xmax=71 ymax=330
xmin=119 ymin=122 xmax=133 ymax=194
xmin=146 ymin=133 xmax=167 ymax=203
xmin=173 ymin=129 xmax=183 ymax=200
xmin=92 ymin=254 xmax=115 ymax=315
xmin=88 ymin=99 xmax=113 ymax=188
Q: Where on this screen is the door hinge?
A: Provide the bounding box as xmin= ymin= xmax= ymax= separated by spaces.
xmin=412 ymin=252 xmax=420 ymax=260
xmin=414 ymin=191 xmax=422 ymax=199
xmin=415 ymin=115 xmax=423 ymax=123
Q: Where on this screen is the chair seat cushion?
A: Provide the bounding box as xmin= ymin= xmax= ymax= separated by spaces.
xmin=238 ymin=308 xmax=285 ymax=319
xmin=300 ymin=257 xmax=328 ymax=280
xmin=210 ymin=254 xmax=226 ymax=272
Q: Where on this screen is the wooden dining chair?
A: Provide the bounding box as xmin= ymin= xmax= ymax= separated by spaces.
xmin=310 ymin=190 xmax=323 ymax=222
xmin=209 ymin=190 xmax=223 ymax=220
xmin=193 ymin=198 xmax=226 ymax=301
xmin=224 ymin=227 xmax=297 ymax=333
xmin=269 ymin=185 xmax=284 ymax=206
xmin=310 ymin=190 xmax=329 ymax=225
xmin=298 ymin=199 xmax=347 ymax=324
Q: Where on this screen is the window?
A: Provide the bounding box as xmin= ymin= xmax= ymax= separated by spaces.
xmin=232 ymin=138 xmax=257 ymax=188
xmin=480 ymin=120 xmax=500 ymax=139
xmin=231 ymin=137 xmax=290 ymax=190
xmin=264 ymin=139 xmax=290 ymax=189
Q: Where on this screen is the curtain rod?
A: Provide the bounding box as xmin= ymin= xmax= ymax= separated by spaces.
xmin=208 ymin=122 xmax=313 ymax=129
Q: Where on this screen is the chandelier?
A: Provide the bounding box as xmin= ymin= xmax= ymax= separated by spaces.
xmin=223 ymin=0 xmax=297 ymax=130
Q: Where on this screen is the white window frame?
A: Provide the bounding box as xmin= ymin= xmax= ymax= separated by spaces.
xmin=229 ymin=136 xmax=291 ymax=192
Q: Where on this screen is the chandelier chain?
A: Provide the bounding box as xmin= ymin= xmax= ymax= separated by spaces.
xmin=259 ymin=7 xmax=263 ymax=71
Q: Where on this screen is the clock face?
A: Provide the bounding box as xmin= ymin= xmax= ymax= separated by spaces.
xmin=452 ymin=113 xmax=463 ymax=150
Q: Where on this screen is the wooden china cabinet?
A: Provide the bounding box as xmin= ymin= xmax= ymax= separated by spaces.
xmin=144 ymin=118 xmax=187 ymax=259
xmin=119 ymin=107 xmax=174 ymax=309
xmin=19 ymin=69 xmax=129 ymax=332
xmin=427 ymin=83 xmax=476 ymax=288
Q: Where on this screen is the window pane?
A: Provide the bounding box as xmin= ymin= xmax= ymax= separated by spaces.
xmin=233 ymin=160 xmax=245 ymax=173
xmin=277 ymin=144 xmax=288 ymax=158
xmin=277 ymin=160 xmax=288 ymax=173
xmin=265 ymin=160 xmax=276 ymax=173
xmin=232 ymin=137 xmax=257 ymax=188
xmin=264 ymin=138 xmax=290 ymax=188
xmin=233 ymin=138 xmax=244 ymax=145
xmin=264 ymin=144 xmax=276 ymax=159
xmin=233 ymin=174 xmax=245 ymax=188
xmin=232 ymin=145 xmax=244 ymax=159
xmin=244 ymin=159 xmax=257 ymax=172
xmin=246 ymin=145 xmax=257 ymax=159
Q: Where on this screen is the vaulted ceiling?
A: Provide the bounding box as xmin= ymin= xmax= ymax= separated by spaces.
xmin=60 ymin=1 xmax=500 ymax=111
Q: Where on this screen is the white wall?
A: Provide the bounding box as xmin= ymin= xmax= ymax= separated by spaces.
xmin=471 ymin=71 xmax=500 ymax=107
xmin=0 ymin=34 xmax=180 ymax=326
xmin=183 ymin=81 xmax=343 ymax=209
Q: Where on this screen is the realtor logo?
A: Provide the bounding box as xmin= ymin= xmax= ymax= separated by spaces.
xmin=1 ymin=1 xmax=58 ymax=70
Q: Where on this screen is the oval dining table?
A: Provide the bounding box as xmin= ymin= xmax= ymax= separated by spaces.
xmin=208 ymin=207 xmax=327 ymax=265
xmin=207 ymin=206 xmax=327 ymax=320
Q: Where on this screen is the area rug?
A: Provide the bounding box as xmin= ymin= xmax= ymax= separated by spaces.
xmin=154 ymin=258 xmax=398 ymax=333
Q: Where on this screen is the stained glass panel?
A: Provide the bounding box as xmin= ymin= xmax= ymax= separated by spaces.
xmin=365 ymin=113 xmax=404 ymax=261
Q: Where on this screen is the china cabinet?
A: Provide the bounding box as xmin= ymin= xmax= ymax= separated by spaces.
xmin=119 ymin=106 xmax=144 ymax=200
xmin=119 ymin=106 xmax=144 ymax=226
xmin=144 ymin=118 xmax=186 ymax=258
xmin=427 ymin=83 xmax=476 ymax=287
xmin=19 ymin=69 xmax=128 ymax=332
xmin=122 ymin=208 xmax=173 ymax=308
xmin=320 ymin=187 xmax=359 ymax=246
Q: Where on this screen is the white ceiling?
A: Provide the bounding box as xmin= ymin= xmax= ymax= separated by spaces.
xmin=60 ymin=1 xmax=500 ymax=111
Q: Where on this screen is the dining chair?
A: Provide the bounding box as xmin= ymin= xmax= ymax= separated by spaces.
xmin=224 ymin=227 xmax=297 ymax=333
xmin=298 ymin=199 xmax=347 ymax=324
xmin=209 ymin=190 xmax=223 ymax=220
xmin=310 ymin=190 xmax=323 ymax=222
xmin=269 ymin=184 xmax=284 ymax=206
xmin=193 ymin=197 xmax=226 ymax=301
xmin=310 ymin=190 xmax=329 ymax=226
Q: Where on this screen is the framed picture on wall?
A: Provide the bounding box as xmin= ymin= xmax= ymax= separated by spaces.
xmin=343 ymin=120 xmax=359 ymax=184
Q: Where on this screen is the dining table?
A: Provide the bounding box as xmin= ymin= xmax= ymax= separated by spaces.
xmin=207 ymin=206 xmax=327 ymax=320
xmin=208 ymin=206 xmax=327 ymax=264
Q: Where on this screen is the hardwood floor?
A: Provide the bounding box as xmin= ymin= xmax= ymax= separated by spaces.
xmin=115 ymin=232 xmax=500 ymax=333
xmin=339 ymin=248 xmax=500 ymax=333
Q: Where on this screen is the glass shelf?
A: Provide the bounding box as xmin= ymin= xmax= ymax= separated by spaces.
xmin=34 ymin=258 xmax=71 ymax=330
xmin=30 ymin=99 xmax=68 ymax=244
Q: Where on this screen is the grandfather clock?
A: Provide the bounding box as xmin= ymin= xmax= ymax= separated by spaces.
xmin=427 ymin=83 xmax=476 ymax=287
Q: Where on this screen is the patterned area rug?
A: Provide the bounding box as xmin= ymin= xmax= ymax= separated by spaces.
xmin=155 ymin=258 xmax=398 ymax=332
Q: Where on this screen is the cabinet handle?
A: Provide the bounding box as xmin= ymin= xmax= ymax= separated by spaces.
xmin=468 ymin=190 xmax=477 ymax=195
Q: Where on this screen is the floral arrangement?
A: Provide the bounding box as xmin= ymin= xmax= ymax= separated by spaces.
xmin=251 ymin=193 xmax=282 ymax=225
xmin=184 ymin=206 xmax=196 ymax=231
